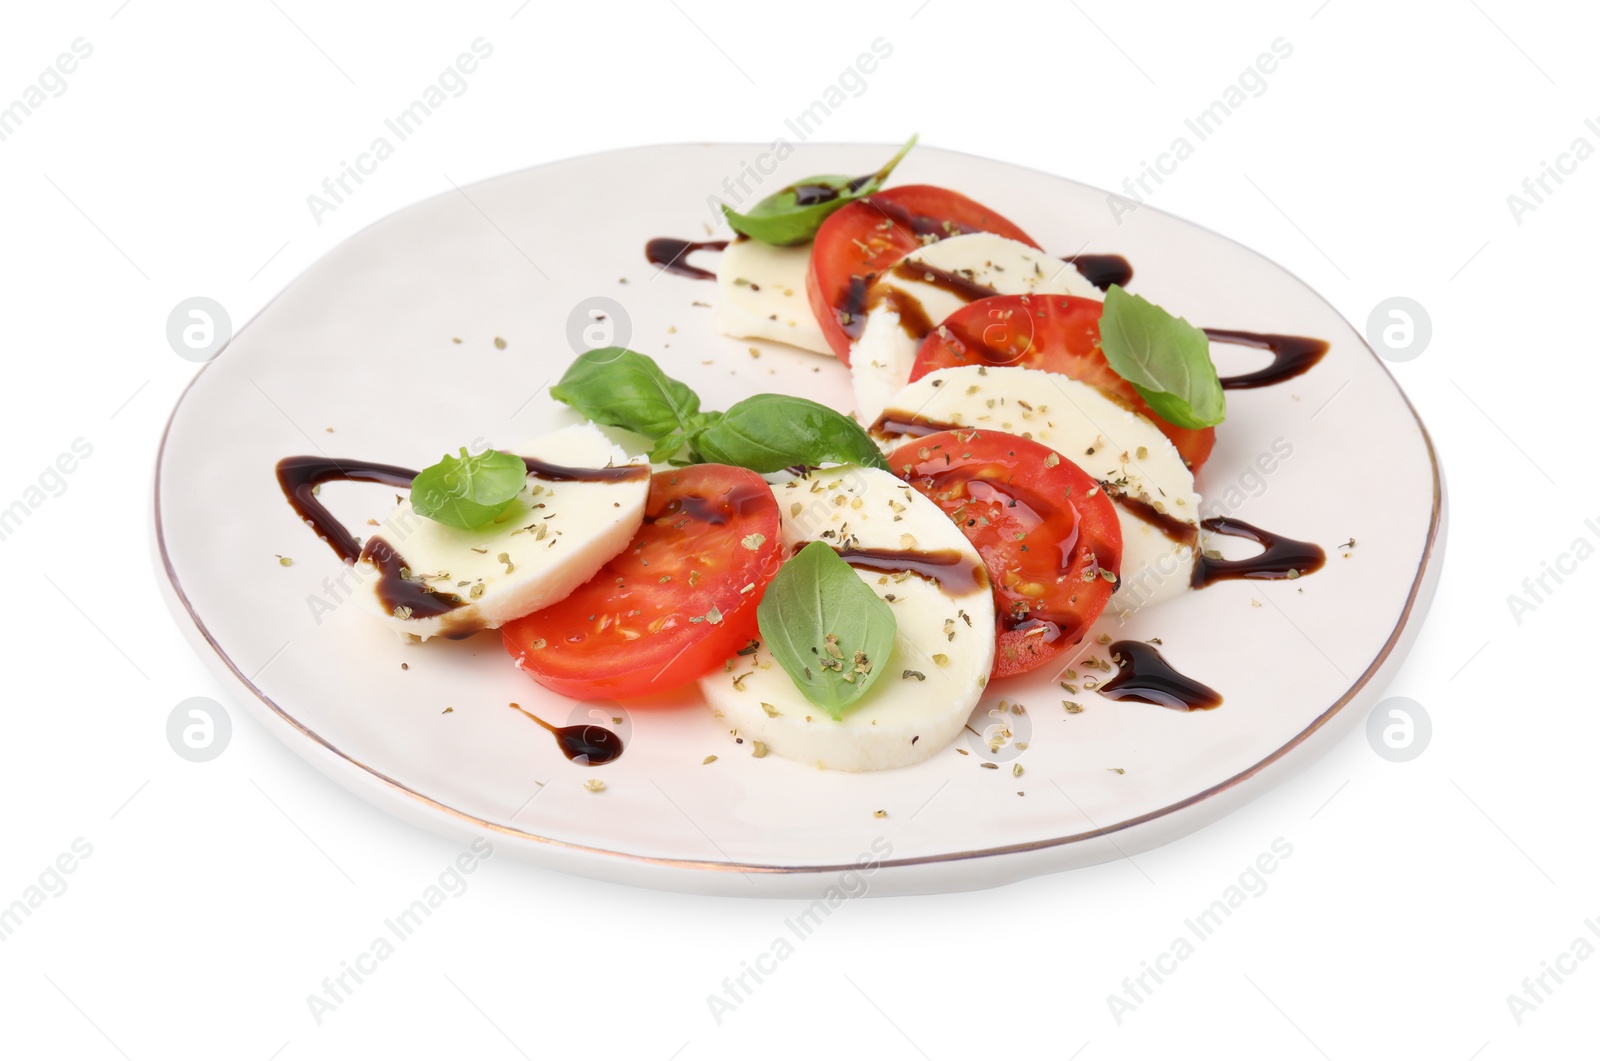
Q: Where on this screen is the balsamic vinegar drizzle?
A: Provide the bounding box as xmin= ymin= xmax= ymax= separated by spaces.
xmin=640 ymin=236 xmax=1327 ymax=389
xmin=1208 ymin=328 xmax=1330 ymax=390
xmin=1068 ymin=254 xmax=1133 ymax=291
xmin=275 ymin=455 xmax=470 ymax=625
xmin=508 ymin=703 xmax=624 ymax=765
xmin=644 ymin=237 xmax=728 ymax=280
xmin=782 ymin=167 xmax=881 ymax=209
xmin=1191 ymin=517 xmax=1326 ymax=588
xmin=862 ymin=195 xmax=983 ymax=241
xmin=519 ymin=456 xmax=651 ymax=484
xmin=889 ymin=259 xmax=1002 ymax=302
xmin=789 ymin=183 xmax=842 ymax=207
xmin=363 ymin=536 xmax=466 ymax=619
xmin=648 ymin=480 xmax=775 ymax=529
xmin=865 ymin=420 xmax=1324 ymax=587
xmin=840 ymin=275 xmax=872 ymax=340
xmin=1100 ymin=641 xmax=1223 ymax=711
xmin=277 ymin=455 xmax=419 ymax=563
xmin=868 ymin=410 xmax=953 ymax=440
xmin=833 ymin=544 xmax=989 ymax=596
xmin=1102 ymin=486 xmax=1199 ymax=548
xmin=275 ymin=454 xmax=649 ymax=626
xmin=847 ymin=259 xmax=999 ymax=342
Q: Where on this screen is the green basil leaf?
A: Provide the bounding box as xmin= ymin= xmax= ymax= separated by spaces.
xmin=1097 ymin=285 xmax=1226 ymax=429
xmin=549 ymin=347 xmax=701 ymax=439
xmin=721 ymin=134 xmax=918 ymax=246
xmin=757 ymin=541 xmax=897 ymax=719
xmin=689 ymin=394 xmax=890 ymax=473
xmin=410 ymin=447 xmax=527 ymax=531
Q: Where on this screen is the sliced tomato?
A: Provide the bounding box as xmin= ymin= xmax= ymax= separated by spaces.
xmin=807 ymin=185 xmax=1039 ymax=364
xmin=887 ymin=430 xmax=1122 ymax=680
xmin=909 ymin=294 xmax=1217 ymax=470
xmin=502 ymin=465 xmax=782 ymax=700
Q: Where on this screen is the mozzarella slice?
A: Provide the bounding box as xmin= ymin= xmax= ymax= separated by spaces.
xmin=698 ymin=465 xmax=995 ymax=772
xmin=850 ymin=232 xmax=1102 ymax=427
xmin=875 ymin=366 xmax=1201 ymax=615
xmin=714 ymin=237 xmax=831 ymax=355
xmin=355 ymin=423 xmax=650 ymax=641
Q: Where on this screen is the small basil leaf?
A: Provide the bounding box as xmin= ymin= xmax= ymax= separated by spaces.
xmin=1098 ymin=285 xmax=1226 ymax=429
xmin=721 ymin=134 xmax=918 ymax=246
xmin=410 ymin=447 xmax=527 ymax=531
xmin=757 ymin=540 xmax=897 ymax=719
xmin=689 ymin=394 xmax=889 ymax=473
xmin=549 ymin=347 xmax=701 ymax=439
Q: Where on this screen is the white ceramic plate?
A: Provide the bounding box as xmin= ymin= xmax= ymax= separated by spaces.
xmin=155 ymin=144 xmax=1444 ymax=897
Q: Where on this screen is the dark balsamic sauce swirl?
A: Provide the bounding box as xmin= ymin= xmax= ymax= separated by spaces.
xmin=508 ymin=703 xmax=624 ymax=765
xmin=889 ymin=259 xmax=1002 ymax=303
xmin=519 ymin=457 xmax=650 ymax=484
xmin=275 ymin=454 xmax=649 ymax=625
xmin=645 ymin=237 xmax=728 ymax=280
xmin=1191 ymin=517 xmax=1326 ymax=588
xmin=1107 ymin=489 xmax=1199 ymax=548
xmin=1100 ymin=641 xmax=1222 ymax=711
xmin=646 ymin=479 xmax=773 ymax=528
xmin=361 ymin=536 xmax=465 ymax=620
xmin=862 ymin=196 xmax=984 ymax=240
xmin=1209 ymin=329 xmax=1330 ymax=390
xmin=840 ymin=274 xmax=873 ymax=340
xmin=863 ymin=261 xmax=1004 ymax=343
xmin=790 ymin=183 xmax=841 ymax=206
xmin=277 ymin=455 xmax=418 ymax=564
xmin=869 ymin=410 xmax=950 ymax=440
xmin=1068 ymin=254 xmax=1134 ymax=291
xmin=832 ymin=544 xmax=988 ymax=596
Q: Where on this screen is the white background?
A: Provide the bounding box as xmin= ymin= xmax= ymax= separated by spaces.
xmin=1 ymin=1 xmax=1594 ymax=1057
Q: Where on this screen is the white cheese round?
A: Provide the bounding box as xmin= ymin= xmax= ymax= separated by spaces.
xmin=699 ymin=465 xmax=995 ymax=772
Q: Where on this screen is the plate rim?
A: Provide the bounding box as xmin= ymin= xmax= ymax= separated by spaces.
xmin=152 ymin=141 xmax=1446 ymax=877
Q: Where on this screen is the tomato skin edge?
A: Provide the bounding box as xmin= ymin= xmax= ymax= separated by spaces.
xmin=807 ymin=185 xmax=1040 ymax=365
xmin=499 ymin=465 xmax=783 ymax=701
xmin=501 ymin=589 xmax=768 ymax=701
xmin=886 ymin=430 xmax=1123 ymax=681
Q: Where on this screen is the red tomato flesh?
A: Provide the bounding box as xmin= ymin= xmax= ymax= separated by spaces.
xmin=502 ymin=465 xmax=782 ymax=699
xmin=807 ymin=185 xmax=1039 ymax=363
xmin=909 ymin=293 xmax=1216 ymax=470
xmin=887 ymin=430 xmax=1123 ymax=679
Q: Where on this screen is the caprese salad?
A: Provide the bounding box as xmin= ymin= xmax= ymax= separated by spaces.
xmin=277 ymin=138 xmax=1330 ymax=774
